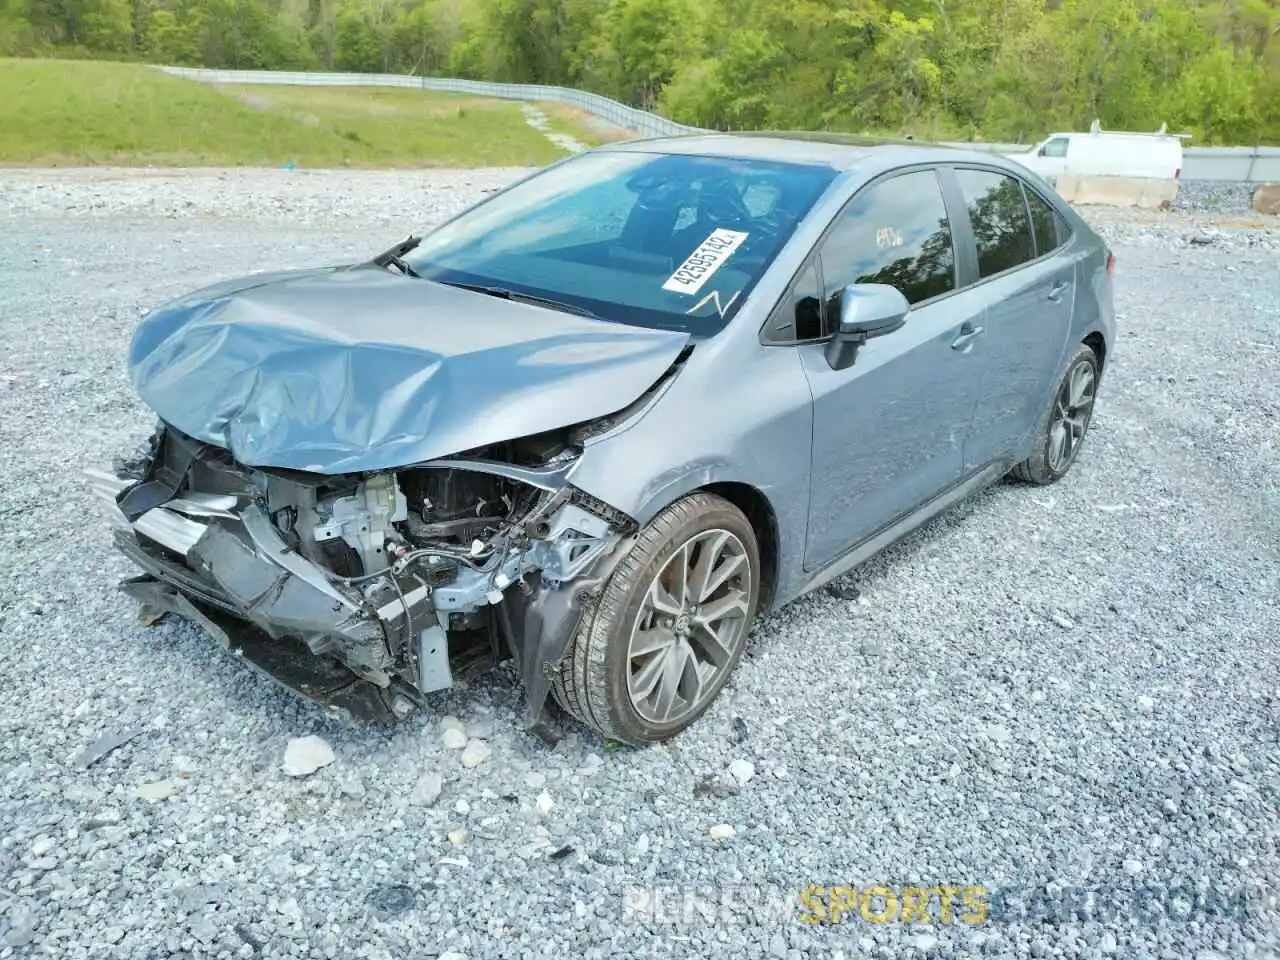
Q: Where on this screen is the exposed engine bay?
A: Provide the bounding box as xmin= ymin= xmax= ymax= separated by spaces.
xmin=89 ymin=421 xmax=637 ymax=725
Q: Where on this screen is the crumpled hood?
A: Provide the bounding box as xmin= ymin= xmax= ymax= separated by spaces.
xmin=128 ymin=265 xmax=690 ymax=474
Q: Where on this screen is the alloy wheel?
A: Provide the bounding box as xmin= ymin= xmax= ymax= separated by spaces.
xmin=1047 ymin=359 xmax=1096 ymax=473
xmin=625 ymin=529 xmax=752 ymax=725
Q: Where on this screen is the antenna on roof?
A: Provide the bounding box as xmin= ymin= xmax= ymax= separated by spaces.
xmin=1156 ymin=122 xmax=1167 ymax=135
xmin=1090 ymin=118 xmax=1102 ymax=134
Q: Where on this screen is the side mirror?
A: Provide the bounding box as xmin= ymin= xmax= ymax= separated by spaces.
xmin=1037 ymin=145 xmax=1049 ymax=157
xmin=825 ymin=283 xmax=909 ymax=371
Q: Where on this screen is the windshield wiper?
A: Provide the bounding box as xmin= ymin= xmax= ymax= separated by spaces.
xmin=437 ymin=280 xmax=601 ymax=320
xmin=372 ymin=236 xmax=422 ymax=278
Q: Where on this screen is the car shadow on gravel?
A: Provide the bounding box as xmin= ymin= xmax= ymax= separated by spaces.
xmin=740 ymin=481 xmax=1008 ymax=662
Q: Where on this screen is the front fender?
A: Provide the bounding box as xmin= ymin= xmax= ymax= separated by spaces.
xmin=564 ymin=331 xmax=815 ymax=609
xmin=615 ymin=455 xmax=737 ymax=528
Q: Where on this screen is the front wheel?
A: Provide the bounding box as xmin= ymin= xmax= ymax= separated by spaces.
xmin=1010 ymin=342 xmax=1100 ymax=485
xmin=551 ymin=493 xmax=760 ymax=745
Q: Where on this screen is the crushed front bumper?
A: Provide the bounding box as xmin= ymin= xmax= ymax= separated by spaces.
xmin=119 ymin=572 xmax=418 ymax=720
xmin=88 ymin=430 xmax=634 ymax=728
xmin=88 ymin=462 xmax=450 ymax=723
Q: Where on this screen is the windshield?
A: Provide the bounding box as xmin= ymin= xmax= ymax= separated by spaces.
xmin=405 ymin=151 xmax=838 ymax=333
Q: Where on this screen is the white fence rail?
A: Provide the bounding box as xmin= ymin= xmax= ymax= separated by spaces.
xmin=160 ymin=66 xmax=701 ymax=140
xmin=160 ymin=66 xmax=1280 ymax=183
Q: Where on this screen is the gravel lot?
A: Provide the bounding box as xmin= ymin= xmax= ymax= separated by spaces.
xmin=1 ymin=169 xmax=1278 ymax=960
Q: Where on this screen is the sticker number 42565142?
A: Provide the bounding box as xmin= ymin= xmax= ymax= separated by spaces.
xmin=662 ymin=228 xmax=750 ymax=295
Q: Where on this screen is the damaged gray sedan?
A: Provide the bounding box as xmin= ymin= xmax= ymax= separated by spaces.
xmin=91 ymin=135 xmax=1114 ymax=744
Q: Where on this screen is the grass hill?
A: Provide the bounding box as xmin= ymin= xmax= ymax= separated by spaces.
xmin=0 ymin=59 xmax=603 ymax=167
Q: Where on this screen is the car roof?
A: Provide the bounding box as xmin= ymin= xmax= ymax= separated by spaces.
xmin=597 ymin=132 xmax=1003 ymax=172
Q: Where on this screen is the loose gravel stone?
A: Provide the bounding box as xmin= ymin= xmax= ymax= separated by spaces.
xmin=134 ymin=778 xmax=183 ymax=801
xmin=912 ymin=933 xmax=940 ymax=952
xmin=85 ymin=808 xmax=122 ymax=828
xmin=728 ymin=758 xmax=756 ymax=785
xmin=459 ymin=739 xmax=491 ymax=768
xmin=280 ymin=735 xmax=335 ymax=776
xmin=441 ymin=726 xmax=468 ymax=750
xmin=1172 ymin=179 xmax=1258 ymax=214
xmin=410 ymin=771 xmax=443 ymax=806
xmin=0 ymin=167 xmax=1276 ymax=959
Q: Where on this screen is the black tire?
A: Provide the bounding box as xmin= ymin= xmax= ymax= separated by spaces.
xmin=550 ymin=492 xmax=760 ymax=746
xmin=1010 ymin=342 xmax=1100 ymax=485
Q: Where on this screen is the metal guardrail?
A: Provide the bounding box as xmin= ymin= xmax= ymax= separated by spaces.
xmin=160 ymin=66 xmax=1279 ymax=183
xmin=160 ymin=66 xmax=701 ymax=140
xmin=1177 ymin=146 xmax=1280 ymax=184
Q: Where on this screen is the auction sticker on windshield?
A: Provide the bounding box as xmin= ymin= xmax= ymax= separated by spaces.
xmin=663 ymin=229 xmax=750 ymax=295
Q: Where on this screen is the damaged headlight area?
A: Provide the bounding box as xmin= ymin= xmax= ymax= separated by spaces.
xmin=87 ymin=423 xmax=635 ymax=726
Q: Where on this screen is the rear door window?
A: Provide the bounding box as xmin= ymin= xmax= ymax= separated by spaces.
xmin=818 ymin=169 xmax=956 ymax=329
xmin=955 ymin=169 xmax=1036 ymax=278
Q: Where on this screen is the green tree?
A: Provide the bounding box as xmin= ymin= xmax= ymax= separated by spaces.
xmin=2 ymin=0 xmax=1277 ymax=144
xmin=144 ymin=6 xmax=203 ymax=61
xmin=584 ymin=0 xmax=685 ymax=108
xmin=1171 ymin=44 xmax=1264 ymax=143
xmin=333 ymin=4 xmax=380 ymax=70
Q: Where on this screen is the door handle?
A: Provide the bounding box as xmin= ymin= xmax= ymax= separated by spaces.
xmin=1047 ymin=280 xmax=1072 ymax=303
xmin=951 ymin=323 xmax=985 ymax=352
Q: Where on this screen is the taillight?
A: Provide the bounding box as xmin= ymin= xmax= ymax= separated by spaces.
xmin=1106 ymin=251 xmax=1116 ymax=275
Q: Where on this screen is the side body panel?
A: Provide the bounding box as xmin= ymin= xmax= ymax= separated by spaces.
xmin=938 ymin=164 xmax=1081 ymax=470
xmin=797 ymin=289 xmax=987 ymax=570
xmin=958 ymin=253 xmax=1076 ymax=469
xmin=564 ymin=147 xmax=1116 ymax=615
xmin=1072 ymin=235 xmax=1117 ymax=371
xmin=1014 ymin=192 xmax=1116 ymax=433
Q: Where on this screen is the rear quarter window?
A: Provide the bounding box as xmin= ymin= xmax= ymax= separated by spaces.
xmin=1025 ymin=187 xmax=1067 ymax=257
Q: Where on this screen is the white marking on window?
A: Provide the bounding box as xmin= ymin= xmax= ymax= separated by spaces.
xmin=876 ymin=227 xmax=904 ymax=249
xmin=662 ymin=229 xmax=749 ymax=295
xmin=685 ymin=289 xmax=742 ymax=319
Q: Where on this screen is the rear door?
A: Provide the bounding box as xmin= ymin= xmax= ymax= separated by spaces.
xmin=794 ymin=168 xmax=988 ymax=571
xmin=942 ymin=166 xmax=1077 ymax=471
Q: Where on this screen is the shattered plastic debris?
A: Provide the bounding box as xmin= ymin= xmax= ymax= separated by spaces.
xmin=70 ymin=727 xmax=145 ymax=769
